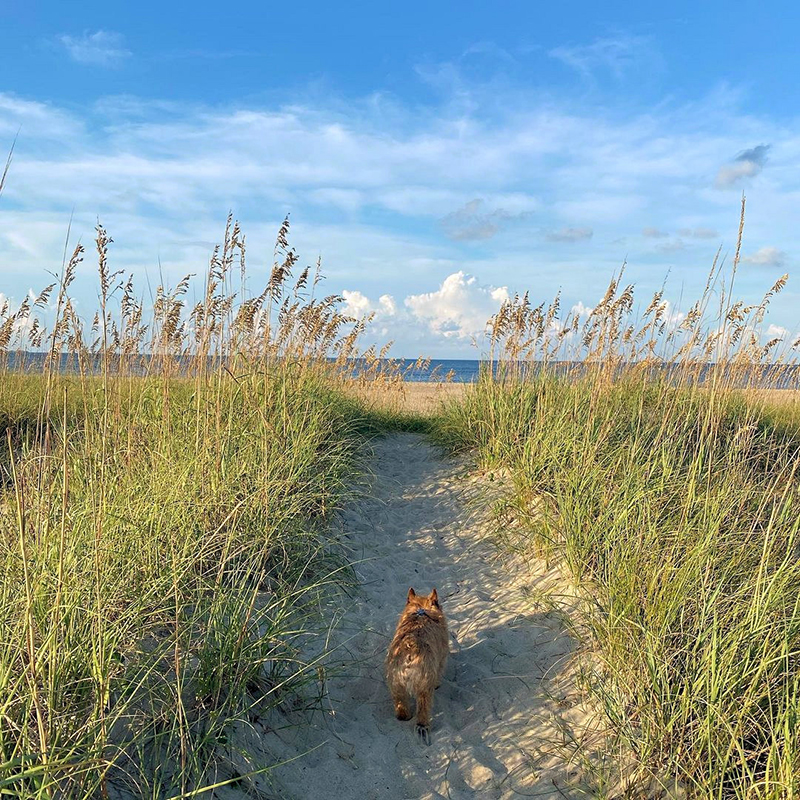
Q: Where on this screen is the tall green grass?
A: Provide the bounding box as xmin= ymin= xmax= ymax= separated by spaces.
xmin=435 ymin=206 xmax=800 ymax=797
xmin=0 ymin=217 xmax=387 ymax=798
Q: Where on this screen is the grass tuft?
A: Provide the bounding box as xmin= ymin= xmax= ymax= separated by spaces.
xmin=0 ymin=216 xmax=391 ymax=798
xmin=434 ymin=202 xmax=800 ymax=797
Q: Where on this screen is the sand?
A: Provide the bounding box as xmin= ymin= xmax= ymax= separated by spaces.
xmin=217 ymin=432 xmax=632 ymax=800
xmin=353 ymin=380 xmax=800 ymax=420
xmin=347 ymin=380 xmax=467 ymax=417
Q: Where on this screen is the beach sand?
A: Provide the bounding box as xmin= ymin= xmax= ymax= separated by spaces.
xmin=225 ymin=432 xmax=629 ymax=799
xmin=355 ymin=381 xmax=800 ymax=417
xmin=346 ymin=381 xmax=467 ymax=417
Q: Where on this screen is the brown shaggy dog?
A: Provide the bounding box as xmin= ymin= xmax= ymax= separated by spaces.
xmin=385 ymin=587 xmax=449 ymax=745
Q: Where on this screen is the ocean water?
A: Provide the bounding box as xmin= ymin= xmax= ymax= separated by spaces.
xmin=3 ymin=352 xmax=489 ymax=383
xmin=378 ymin=358 xmax=486 ymax=383
xmin=4 ymin=352 xmax=799 ymax=388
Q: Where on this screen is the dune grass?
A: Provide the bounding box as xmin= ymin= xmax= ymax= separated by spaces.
xmin=2 ymin=370 xmax=371 ymax=798
xmin=437 ymin=378 xmax=800 ymax=795
xmin=433 ymin=209 xmax=800 ymax=797
xmin=0 ymin=217 xmax=407 ymax=798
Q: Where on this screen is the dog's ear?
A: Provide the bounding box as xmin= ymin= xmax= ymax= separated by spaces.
xmin=430 ymin=588 xmax=439 ymax=607
xmin=407 ymin=587 xmax=416 ymax=602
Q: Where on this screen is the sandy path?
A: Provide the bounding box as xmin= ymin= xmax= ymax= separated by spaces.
xmin=237 ymin=433 xmax=615 ymax=799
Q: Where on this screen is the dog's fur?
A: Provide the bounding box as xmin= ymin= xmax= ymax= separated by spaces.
xmin=385 ymin=587 xmax=448 ymax=745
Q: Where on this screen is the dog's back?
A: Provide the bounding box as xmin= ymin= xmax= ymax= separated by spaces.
xmin=385 ymin=587 xmax=448 ymax=744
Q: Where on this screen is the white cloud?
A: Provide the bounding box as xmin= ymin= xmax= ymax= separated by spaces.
xmin=378 ymin=294 xmax=397 ymax=315
xmin=404 ymin=272 xmax=509 ymax=340
xmin=58 ymin=31 xmax=131 ymax=67
xmin=341 ymin=289 xmax=373 ymax=319
xmin=642 ymin=227 xmax=668 ymax=238
xmin=549 ymin=35 xmax=657 ymax=81
xmin=571 ymin=301 xmax=593 ymax=317
xmin=658 ymin=238 xmax=686 ymax=253
xmin=439 ymin=198 xmax=533 ymax=241
xmin=659 ymin=300 xmax=685 ymax=328
xmin=0 ymin=94 xmax=84 ymax=140
xmin=341 ymin=290 xmax=397 ymax=320
xmin=340 ymin=272 xmax=510 ymax=347
xmin=546 ymin=226 xmax=593 ymax=243
xmin=742 ymin=246 xmax=786 ymax=267
xmin=766 ymin=323 xmax=789 ymax=339
xmin=340 ymin=290 xmax=398 ymax=337
xmin=677 ymin=227 xmax=719 ymax=239
xmin=1 ymin=84 xmax=800 ymax=355
xmin=715 ymin=144 xmax=770 ymax=188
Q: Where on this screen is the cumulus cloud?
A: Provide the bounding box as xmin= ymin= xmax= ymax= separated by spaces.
xmin=341 ymin=272 xmax=510 ymax=344
xmin=341 ymin=290 xmax=396 ymax=319
xmin=715 ymin=144 xmax=770 ymax=188
xmin=340 ymin=290 xmax=399 ymax=337
xmin=439 ymin=198 xmax=532 ymax=241
xmin=405 ymin=272 xmax=509 ymax=339
xmin=546 ymin=227 xmax=593 ymax=243
xmin=642 ymin=227 xmax=668 ymax=238
xmin=742 ymin=246 xmax=786 ymax=267
xmin=378 ymin=294 xmax=397 ymax=315
xmin=767 ymin=323 xmax=789 ymax=339
xmin=58 ymin=30 xmax=131 ymax=67
xmin=659 ymin=300 xmax=686 ymax=328
xmin=571 ymin=301 xmax=593 ymax=317
xmin=340 ymin=290 xmax=372 ymax=319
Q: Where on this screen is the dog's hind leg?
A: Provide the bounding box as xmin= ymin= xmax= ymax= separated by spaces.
xmin=415 ymin=689 xmax=433 ymax=745
xmin=390 ymin=683 xmax=412 ymax=721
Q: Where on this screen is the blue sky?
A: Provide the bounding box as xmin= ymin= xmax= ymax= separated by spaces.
xmin=1 ymin=0 xmax=799 ymax=356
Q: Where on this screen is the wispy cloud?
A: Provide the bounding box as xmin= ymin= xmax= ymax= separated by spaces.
xmin=0 ymin=94 xmax=83 ymax=140
xmin=549 ymin=35 xmax=655 ymax=81
xmin=644 ymin=227 xmax=719 ymax=241
xmin=546 ymin=226 xmax=593 ymax=243
xmin=58 ymin=30 xmax=131 ymax=67
xmin=742 ymin=246 xmax=786 ymax=267
xmin=715 ymin=144 xmax=770 ymax=188
xmin=439 ymin=198 xmax=532 ymax=241
xmin=1 ymin=83 xmax=799 ymax=355
xmin=677 ymin=227 xmax=719 ymax=239
xmin=658 ymin=238 xmax=686 ymax=253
